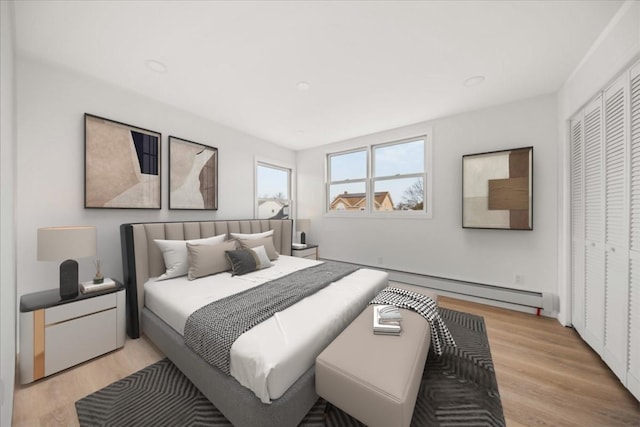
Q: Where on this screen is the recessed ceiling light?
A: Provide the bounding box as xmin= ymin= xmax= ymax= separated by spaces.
xmin=464 ymin=75 xmax=485 ymax=87
xmin=145 ymin=59 xmax=167 ymax=73
xmin=296 ymin=81 xmax=311 ymax=91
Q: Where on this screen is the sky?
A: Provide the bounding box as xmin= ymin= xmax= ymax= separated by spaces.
xmin=257 ymin=164 xmax=289 ymax=199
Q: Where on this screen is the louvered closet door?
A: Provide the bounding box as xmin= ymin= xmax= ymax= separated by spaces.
xmin=583 ymin=95 xmax=606 ymax=354
xmin=571 ymin=116 xmax=586 ymax=334
xmin=627 ymin=61 xmax=640 ymax=400
xmin=602 ymin=76 xmax=629 ymax=383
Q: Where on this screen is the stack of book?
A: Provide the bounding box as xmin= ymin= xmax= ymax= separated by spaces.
xmin=80 ymin=278 xmax=117 ymax=294
xmin=373 ymin=305 xmax=402 ymax=336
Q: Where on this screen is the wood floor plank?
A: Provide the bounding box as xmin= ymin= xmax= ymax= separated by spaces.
xmin=12 ymin=296 xmax=639 ymax=426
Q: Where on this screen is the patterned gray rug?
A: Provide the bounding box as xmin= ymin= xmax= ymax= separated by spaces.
xmin=76 ymin=308 xmax=505 ymax=426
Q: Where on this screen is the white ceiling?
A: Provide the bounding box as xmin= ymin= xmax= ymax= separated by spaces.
xmin=13 ymin=1 xmax=623 ymax=150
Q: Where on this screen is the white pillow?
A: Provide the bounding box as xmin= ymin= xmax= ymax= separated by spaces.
xmin=251 ymin=245 xmax=273 ymax=269
xmin=229 ymin=229 xmax=274 ymax=240
xmin=155 ymin=234 xmax=226 ymax=280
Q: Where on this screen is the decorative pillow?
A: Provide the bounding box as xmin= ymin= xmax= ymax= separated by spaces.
xmin=238 ymin=236 xmax=279 ymax=261
xmin=187 ymin=240 xmax=237 ymax=280
xmin=251 ymin=245 xmax=273 ymax=269
xmin=229 ymin=229 xmax=274 ymax=240
xmin=225 ymin=246 xmax=272 ymax=276
xmin=154 ymin=234 xmax=226 ymax=280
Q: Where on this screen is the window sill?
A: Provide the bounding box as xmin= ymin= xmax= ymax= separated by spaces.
xmin=324 ymin=211 xmax=431 ymax=220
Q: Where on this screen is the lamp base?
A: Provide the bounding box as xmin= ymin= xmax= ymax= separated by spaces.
xmin=60 ymin=259 xmax=79 ymax=299
xmin=300 ymin=232 xmax=306 ymax=245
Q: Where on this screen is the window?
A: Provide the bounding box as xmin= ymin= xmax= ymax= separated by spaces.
xmin=327 ymin=149 xmax=368 ymax=213
xmin=326 ymin=135 xmax=430 ymax=216
xmin=373 ymin=138 xmax=425 ymax=212
xmin=255 ymin=162 xmax=291 ymax=219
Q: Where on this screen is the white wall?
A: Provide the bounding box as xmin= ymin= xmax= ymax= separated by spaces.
xmin=15 ymin=56 xmax=296 ymax=299
xmin=297 ymin=94 xmax=558 ymax=310
xmin=556 ymin=0 xmax=640 ymax=325
xmin=0 ymin=1 xmax=17 ymax=424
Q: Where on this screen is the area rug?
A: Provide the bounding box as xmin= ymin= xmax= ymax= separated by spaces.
xmin=76 ymin=308 xmax=505 ymax=426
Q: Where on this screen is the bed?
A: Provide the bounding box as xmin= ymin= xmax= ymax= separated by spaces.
xmin=120 ymin=219 xmax=388 ymax=427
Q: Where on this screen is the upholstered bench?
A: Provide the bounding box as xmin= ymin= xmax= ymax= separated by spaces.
xmin=315 ymin=284 xmax=437 ymax=427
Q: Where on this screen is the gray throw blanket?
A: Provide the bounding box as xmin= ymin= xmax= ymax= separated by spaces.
xmin=370 ymin=286 xmax=456 ymax=356
xmin=184 ymin=261 xmax=360 ymax=374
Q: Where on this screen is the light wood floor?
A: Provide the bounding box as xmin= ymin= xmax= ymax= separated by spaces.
xmin=12 ymin=296 xmax=640 ymax=426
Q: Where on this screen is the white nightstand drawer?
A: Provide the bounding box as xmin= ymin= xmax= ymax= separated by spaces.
xmin=46 ymin=292 xmax=116 ymax=325
xmin=297 ymin=247 xmax=316 ymax=258
xmin=292 ymin=245 xmax=318 ymax=260
xmin=45 ymin=308 xmax=117 ymax=375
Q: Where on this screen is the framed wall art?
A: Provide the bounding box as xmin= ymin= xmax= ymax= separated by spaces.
xmin=85 ymin=114 xmax=161 ymax=209
xmin=169 ymin=136 xmax=218 ymax=210
xmin=462 ymin=146 xmax=533 ymax=230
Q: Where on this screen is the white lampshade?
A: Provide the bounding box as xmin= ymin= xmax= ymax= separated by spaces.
xmin=296 ymin=219 xmax=311 ymax=234
xmin=37 ymin=226 xmax=97 ymax=261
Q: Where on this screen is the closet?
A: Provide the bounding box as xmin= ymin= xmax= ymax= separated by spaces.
xmin=570 ymin=59 xmax=640 ymax=401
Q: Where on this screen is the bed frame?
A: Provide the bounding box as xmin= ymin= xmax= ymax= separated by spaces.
xmin=120 ymin=219 xmax=318 ymax=427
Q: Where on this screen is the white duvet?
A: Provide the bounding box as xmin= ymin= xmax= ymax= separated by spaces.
xmin=144 ymin=255 xmax=388 ymax=403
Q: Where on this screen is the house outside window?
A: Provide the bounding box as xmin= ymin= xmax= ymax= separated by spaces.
xmin=326 ymin=134 xmax=431 ymax=217
xmin=256 ymin=162 xmax=291 ymax=219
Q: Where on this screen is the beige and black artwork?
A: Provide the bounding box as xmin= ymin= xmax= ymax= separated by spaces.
xmin=462 ymin=147 xmax=532 ymax=230
xmin=169 ymin=136 xmax=218 ymax=210
xmin=85 ymin=114 xmax=161 ymax=209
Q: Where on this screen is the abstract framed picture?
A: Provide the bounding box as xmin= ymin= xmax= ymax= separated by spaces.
xmin=462 ymin=146 xmax=533 ymax=230
xmin=85 ymin=114 xmax=161 ymax=209
xmin=169 ymin=136 xmax=218 ymax=210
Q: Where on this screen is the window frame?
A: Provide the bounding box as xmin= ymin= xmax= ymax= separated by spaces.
xmin=325 ymin=131 xmax=432 ymax=218
xmin=254 ymin=159 xmax=293 ymax=220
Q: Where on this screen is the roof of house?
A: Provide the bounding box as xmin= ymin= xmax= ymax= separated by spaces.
xmin=330 ymin=191 xmax=394 ymax=208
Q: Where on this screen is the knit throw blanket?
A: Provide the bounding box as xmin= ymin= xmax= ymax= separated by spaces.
xmin=184 ymin=261 xmax=360 ymax=374
xmin=370 ymin=287 xmax=456 ymax=355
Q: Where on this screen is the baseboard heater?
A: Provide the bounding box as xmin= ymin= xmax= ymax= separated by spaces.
xmin=322 ymin=258 xmax=548 ymax=316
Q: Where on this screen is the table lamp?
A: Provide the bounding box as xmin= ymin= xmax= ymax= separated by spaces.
xmin=297 ymin=219 xmax=310 ymax=245
xmin=37 ymin=226 xmax=97 ymax=299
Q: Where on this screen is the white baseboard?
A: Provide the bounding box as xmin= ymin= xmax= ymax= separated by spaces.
xmin=322 ymin=258 xmax=556 ymax=317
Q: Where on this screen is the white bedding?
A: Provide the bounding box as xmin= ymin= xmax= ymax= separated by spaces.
xmin=144 ymin=255 xmax=388 ymax=403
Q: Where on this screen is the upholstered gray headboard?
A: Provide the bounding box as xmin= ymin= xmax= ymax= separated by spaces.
xmin=120 ymin=219 xmax=293 ymax=338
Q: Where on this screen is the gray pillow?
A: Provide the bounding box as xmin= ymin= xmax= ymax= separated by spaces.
xmin=225 ymin=246 xmax=273 ymax=276
xmin=238 ymin=236 xmax=279 ymax=261
xmin=186 ymin=239 xmax=237 ymax=280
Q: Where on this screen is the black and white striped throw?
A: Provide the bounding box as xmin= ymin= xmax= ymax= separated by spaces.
xmin=184 ymin=261 xmax=360 ymax=374
xmin=370 ymin=287 xmax=456 ymax=356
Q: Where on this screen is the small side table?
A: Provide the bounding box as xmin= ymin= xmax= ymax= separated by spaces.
xmin=292 ymin=244 xmax=319 ymax=260
xmin=19 ymin=281 xmax=126 ymax=384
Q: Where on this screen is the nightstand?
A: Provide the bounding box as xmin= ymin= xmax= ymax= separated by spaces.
xmin=19 ymin=281 xmax=126 ymax=384
xmin=292 ymin=244 xmax=319 ymax=260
